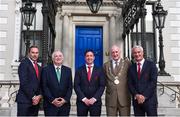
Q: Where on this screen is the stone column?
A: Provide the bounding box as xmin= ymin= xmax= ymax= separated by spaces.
xmin=109 ymin=14 xmax=116 ymax=47
xmin=62 ymin=12 xmax=70 ymax=66
xmin=12 ymin=0 xmax=21 ymax=62
xmin=55 ymin=7 xmax=63 ymax=50
xmin=11 ymin=0 xmax=21 ymax=80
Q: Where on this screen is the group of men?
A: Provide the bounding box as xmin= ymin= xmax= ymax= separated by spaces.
xmin=16 ymin=44 xmax=158 ymax=116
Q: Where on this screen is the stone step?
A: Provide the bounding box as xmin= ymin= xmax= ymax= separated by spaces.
xmin=5 ymin=103 xmax=180 ymax=116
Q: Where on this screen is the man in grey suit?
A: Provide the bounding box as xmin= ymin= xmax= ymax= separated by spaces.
xmin=103 ymin=45 xmax=131 ymax=116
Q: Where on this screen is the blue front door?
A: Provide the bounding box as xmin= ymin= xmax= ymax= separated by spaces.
xmin=75 ymin=26 xmax=103 ymax=70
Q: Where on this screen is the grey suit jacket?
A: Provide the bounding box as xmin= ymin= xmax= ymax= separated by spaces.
xmin=103 ymin=57 xmax=131 ymax=107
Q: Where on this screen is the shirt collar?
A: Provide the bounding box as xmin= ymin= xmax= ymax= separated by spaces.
xmin=136 ymin=58 xmax=145 ymax=65
xmin=112 ymin=59 xmax=121 ymax=64
xmin=54 ymin=64 xmax=62 ymax=69
xmin=29 ymin=58 xmax=35 ymax=64
xmin=86 ymin=64 xmax=94 ymax=68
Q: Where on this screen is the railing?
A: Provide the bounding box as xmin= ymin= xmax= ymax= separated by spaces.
xmin=157 ymin=81 xmax=180 ymax=102
xmin=0 ymin=80 xmax=180 ymax=107
xmin=0 ymin=80 xmax=19 ymax=107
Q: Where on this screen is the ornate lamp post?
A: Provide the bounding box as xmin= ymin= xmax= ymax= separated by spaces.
xmin=86 ymin=0 xmax=103 ymax=13
xmin=20 ymin=0 xmax=36 ymax=56
xmin=152 ymin=0 xmax=169 ymax=76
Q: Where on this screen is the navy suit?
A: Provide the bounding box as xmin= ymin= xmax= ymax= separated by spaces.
xmin=41 ymin=64 xmax=72 ymax=116
xmin=128 ymin=59 xmax=158 ymax=116
xmin=16 ymin=57 xmax=41 ymax=116
xmin=74 ymin=65 xmax=105 ymax=116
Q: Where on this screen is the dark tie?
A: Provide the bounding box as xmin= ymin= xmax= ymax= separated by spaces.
xmin=56 ymin=67 xmax=61 ymax=82
xmin=87 ymin=66 xmax=91 ymax=82
xmin=34 ymin=61 xmax=39 ymax=79
xmin=137 ymin=62 xmax=141 ymax=79
xmin=114 ymin=61 xmax=118 ymax=75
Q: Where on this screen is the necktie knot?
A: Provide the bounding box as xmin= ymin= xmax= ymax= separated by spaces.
xmin=56 ymin=67 xmax=60 ymax=70
xmin=88 ymin=65 xmax=91 ymax=69
xmin=138 ymin=62 xmax=141 ymax=66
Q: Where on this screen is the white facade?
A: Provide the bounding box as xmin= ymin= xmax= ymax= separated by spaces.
xmin=0 ymin=0 xmax=180 ymax=81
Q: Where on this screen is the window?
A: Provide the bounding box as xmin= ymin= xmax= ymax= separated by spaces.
xmin=19 ymin=1 xmax=43 ymax=61
xmin=130 ymin=3 xmax=157 ymax=62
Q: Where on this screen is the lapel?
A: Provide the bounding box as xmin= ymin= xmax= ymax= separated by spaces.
xmin=50 ymin=64 xmax=60 ymax=84
xmin=82 ymin=65 xmax=89 ymax=82
xmin=105 ymin=61 xmax=115 ymax=81
xmin=134 ymin=60 xmax=147 ymax=80
xmin=91 ymin=65 xmax=97 ymax=82
xmin=141 ymin=60 xmax=147 ymax=76
xmin=60 ymin=65 xmax=65 ymax=82
xmin=110 ymin=60 xmax=116 ymax=75
xmin=117 ymin=59 xmax=122 ymax=70
xmin=26 ymin=58 xmax=39 ymax=81
xmin=132 ymin=63 xmax=138 ymax=79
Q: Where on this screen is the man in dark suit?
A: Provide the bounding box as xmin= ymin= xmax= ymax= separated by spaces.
xmin=74 ymin=49 xmax=105 ymax=116
xmin=128 ymin=45 xmax=158 ymax=116
xmin=16 ymin=45 xmax=42 ymax=116
xmin=41 ymin=50 xmax=72 ymax=116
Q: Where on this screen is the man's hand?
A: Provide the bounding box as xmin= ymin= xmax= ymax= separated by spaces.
xmin=89 ymin=98 xmax=96 ymax=105
xmin=32 ymin=95 xmax=42 ymax=105
xmin=82 ymin=98 xmax=90 ymax=106
xmin=135 ymin=94 xmax=145 ymax=104
xmin=52 ymin=97 xmax=66 ymax=107
xmin=58 ymin=97 xmax=66 ymax=107
xmin=52 ymin=97 xmax=62 ymax=107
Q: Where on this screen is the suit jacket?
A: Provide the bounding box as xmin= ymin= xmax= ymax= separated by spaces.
xmin=74 ymin=65 xmax=105 ymax=105
xmin=103 ymin=57 xmax=131 ymax=107
xmin=41 ymin=64 xmax=72 ymax=110
xmin=128 ymin=59 xmax=158 ymax=105
xmin=16 ymin=57 xmax=41 ymax=104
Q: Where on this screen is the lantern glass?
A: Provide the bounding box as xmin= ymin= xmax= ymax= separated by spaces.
xmin=21 ymin=1 xmax=36 ymax=28
xmin=86 ymin=0 xmax=103 ymax=13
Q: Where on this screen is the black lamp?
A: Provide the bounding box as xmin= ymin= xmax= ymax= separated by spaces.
xmin=152 ymin=0 xmax=169 ymax=76
xmin=20 ymin=0 xmax=36 ymax=55
xmin=86 ymin=0 xmax=103 ymax=13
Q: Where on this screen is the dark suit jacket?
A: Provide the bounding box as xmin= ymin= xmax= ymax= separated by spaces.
xmin=41 ymin=64 xmax=72 ymax=112
xmin=128 ymin=59 xmax=158 ymax=105
xmin=16 ymin=57 xmax=41 ymax=104
xmin=74 ymin=65 xmax=105 ymax=105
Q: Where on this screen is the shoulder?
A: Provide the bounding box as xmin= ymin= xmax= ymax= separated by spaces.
xmin=123 ymin=57 xmax=130 ymax=62
xmin=20 ymin=57 xmax=29 ymax=63
xmin=103 ymin=60 xmax=111 ymax=67
xmin=42 ymin=64 xmax=53 ymax=71
xmin=123 ymin=57 xmax=131 ymax=64
xmin=62 ymin=65 xmax=72 ymax=71
xmin=19 ymin=58 xmax=30 ymax=67
xmin=145 ymin=59 xmax=156 ymax=65
xmin=75 ymin=65 xmax=85 ymax=72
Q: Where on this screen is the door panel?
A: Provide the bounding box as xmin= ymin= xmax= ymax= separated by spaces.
xmin=75 ymin=26 xmax=103 ymax=70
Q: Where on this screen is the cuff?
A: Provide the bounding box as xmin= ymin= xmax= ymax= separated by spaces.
xmin=92 ymin=97 xmax=97 ymax=102
xmin=82 ymin=97 xmax=87 ymax=102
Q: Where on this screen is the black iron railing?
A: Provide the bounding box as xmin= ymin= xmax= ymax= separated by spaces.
xmin=157 ymin=81 xmax=180 ymax=102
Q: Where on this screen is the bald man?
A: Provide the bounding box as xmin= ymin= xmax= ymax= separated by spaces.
xmin=103 ymin=45 xmax=131 ymax=116
xmin=41 ymin=50 xmax=72 ymax=116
